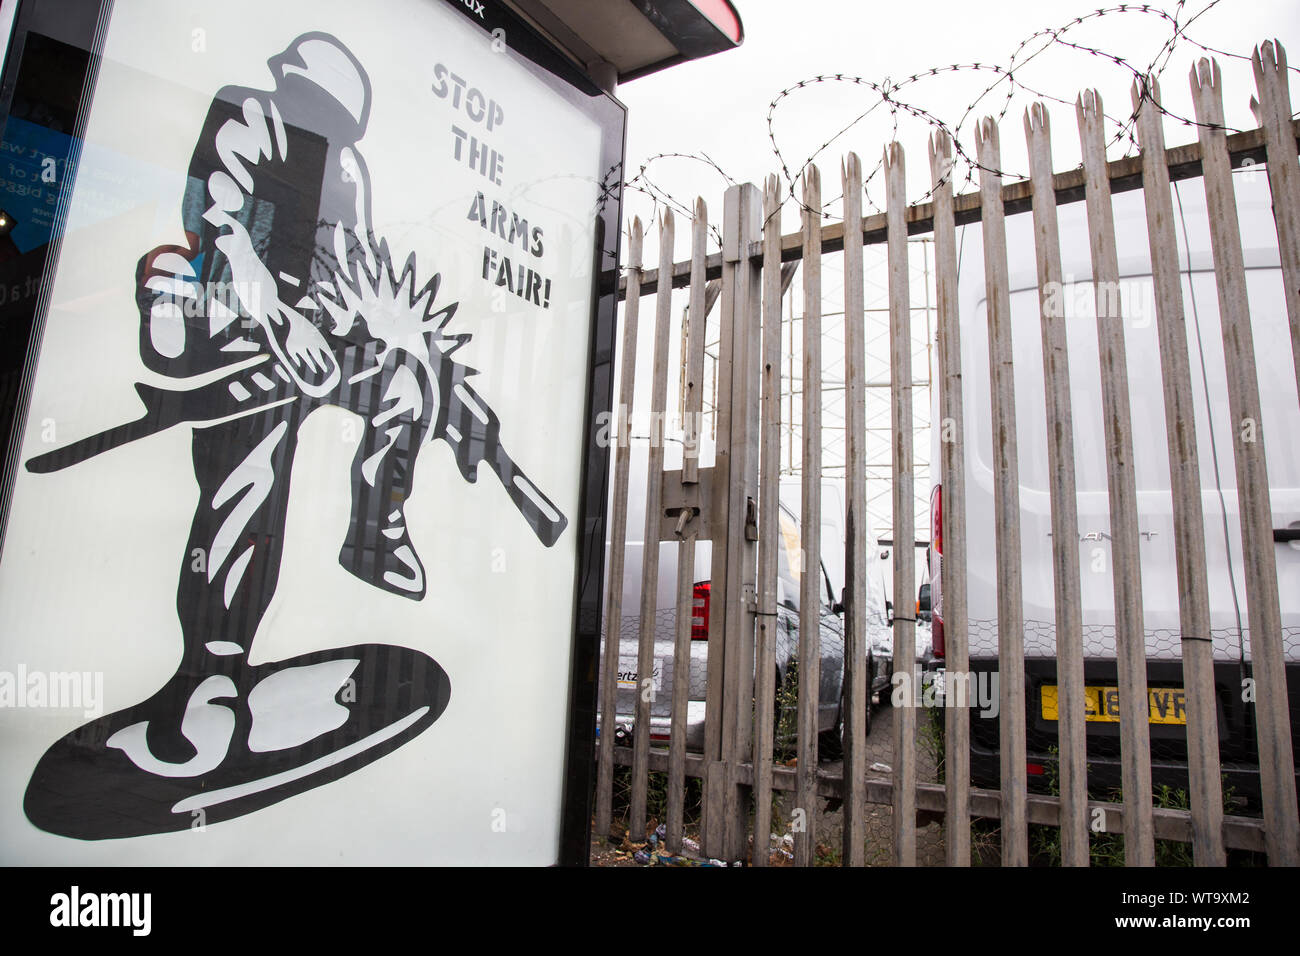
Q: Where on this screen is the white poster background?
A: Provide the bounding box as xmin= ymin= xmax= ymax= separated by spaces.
xmin=0 ymin=0 xmax=603 ymax=863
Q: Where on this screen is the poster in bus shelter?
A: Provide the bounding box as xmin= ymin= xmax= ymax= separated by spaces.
xmin=0 ymin=0 xmax=623 ymax=864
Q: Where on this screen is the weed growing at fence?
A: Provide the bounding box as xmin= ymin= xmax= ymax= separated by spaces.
xmin=918 ymin=701 xmax=946 ymax=785
xmin=1018 ymin=748 xmax=1248 ymax=866
xmin=608 ymin=765 xmax=705 ymax=841
xmin=1028 ymin=785 xmax=1188 ymax=867
xmin=814 ymin=841 xmax=843 ymax=867
xmin=901 ymin=696 xmax=1278 ymax=866
xmin=970 ymin=818 xmax=1003 ymax=866
xmin=773 ymin=662 xmax=801 ymax=762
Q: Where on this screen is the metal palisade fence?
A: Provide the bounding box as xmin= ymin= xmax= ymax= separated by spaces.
xmin=595 ymin=41 xmax=1300 ymax=867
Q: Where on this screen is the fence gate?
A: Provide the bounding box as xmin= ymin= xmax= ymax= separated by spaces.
xmin=596 ymin=40 xmax=1300 ymax=867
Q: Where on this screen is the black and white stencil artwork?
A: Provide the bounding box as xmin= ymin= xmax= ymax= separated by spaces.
xmin=20 ymin=33 xmax=566 ymax=840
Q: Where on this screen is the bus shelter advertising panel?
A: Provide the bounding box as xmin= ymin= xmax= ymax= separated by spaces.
xmin=0 ymin=0 xmax=624 ymax=865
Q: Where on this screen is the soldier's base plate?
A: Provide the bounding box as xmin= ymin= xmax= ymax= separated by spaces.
xmin=23 ymin=644 xmax=450 ymax=841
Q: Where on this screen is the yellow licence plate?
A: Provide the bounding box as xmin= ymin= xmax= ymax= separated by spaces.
xmin=1041 ymin=685 xmax=1187 ymax=725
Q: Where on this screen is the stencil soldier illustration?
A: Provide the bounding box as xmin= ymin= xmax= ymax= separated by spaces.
xmin=22 ymin=33 xmax=566 ymax=839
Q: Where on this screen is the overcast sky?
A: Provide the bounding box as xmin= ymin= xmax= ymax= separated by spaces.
xmin=616 ymin=0 xmax=1300 ymax=254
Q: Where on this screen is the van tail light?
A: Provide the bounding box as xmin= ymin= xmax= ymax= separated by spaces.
xmin=931 ymin=484 xmax=942 ymax=558
xmin=930 ymin=485 xmax=945 ymax=660
xmin=691 ymin=581 xmax=711 ymax=640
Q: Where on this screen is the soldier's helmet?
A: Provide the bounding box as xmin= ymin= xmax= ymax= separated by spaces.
xmin=267 ymin=33 xmax=372 ymax=143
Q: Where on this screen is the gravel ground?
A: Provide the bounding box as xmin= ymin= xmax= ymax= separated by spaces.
xmin=591 ymin=699 xmax=955 ymax=866
xmin=771 ymin=701 xmax=949 ymax=866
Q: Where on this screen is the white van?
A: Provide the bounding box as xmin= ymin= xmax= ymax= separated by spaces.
xmin=927 ymin=170 xmax=1300 ymax=802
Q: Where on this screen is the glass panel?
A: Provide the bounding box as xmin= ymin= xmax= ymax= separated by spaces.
xmin=0 ymin=0 xmax=622 ymax=865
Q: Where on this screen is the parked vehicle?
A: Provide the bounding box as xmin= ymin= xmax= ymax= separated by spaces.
xmin=599 ymin=438 xmax=894 ymax=760
xmin=778 ymin=475 xmax=898 ymax=750
xmin=927 ymin=171 xmax=1300 ymax=804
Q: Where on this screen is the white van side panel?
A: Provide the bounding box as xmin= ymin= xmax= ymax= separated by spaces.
xmin=949 ymin=174 xmax=1299 ymax=664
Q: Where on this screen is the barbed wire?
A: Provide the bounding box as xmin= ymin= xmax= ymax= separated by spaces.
xmin=620 ymin=0 xmax=1299 ymax=253
xmin=622 ymin=151 xmax=734 ymax=247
